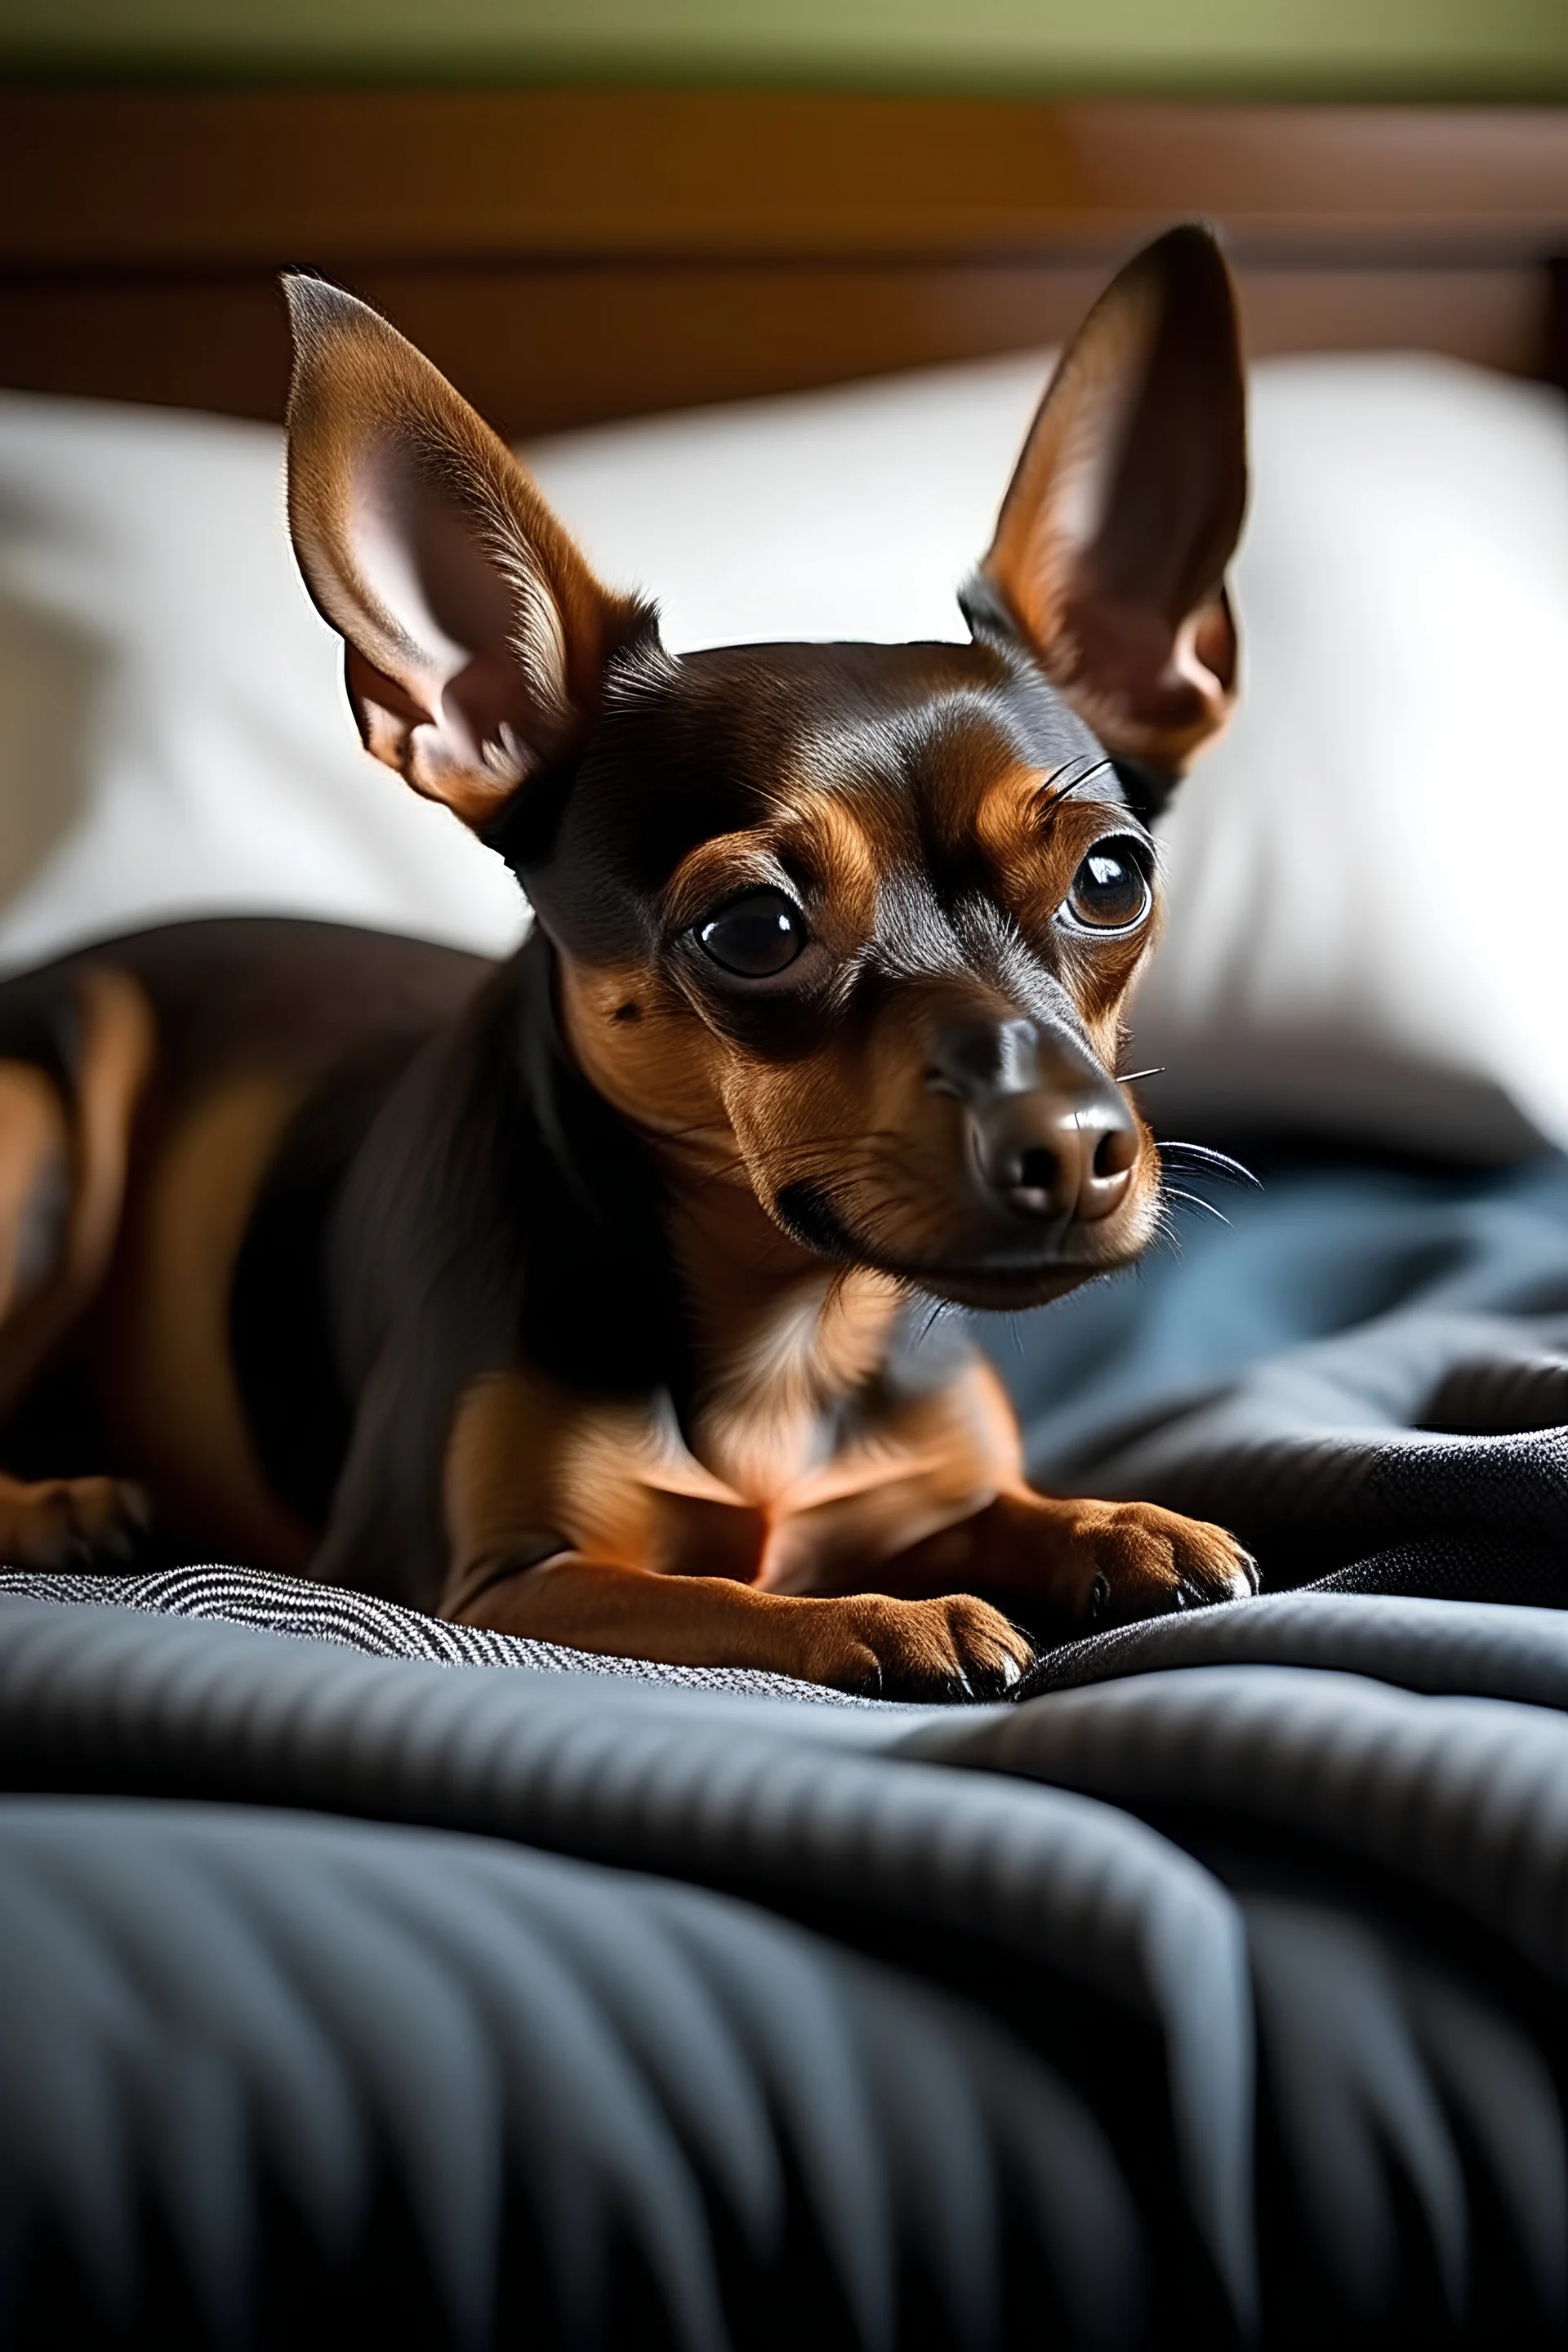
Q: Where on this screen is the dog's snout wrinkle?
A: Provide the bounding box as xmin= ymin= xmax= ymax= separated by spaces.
xmin=924 ymin=1014 xmax=1042 ymax=1102
xmin=993 ymin=1018 xmax=1040 ymax=1094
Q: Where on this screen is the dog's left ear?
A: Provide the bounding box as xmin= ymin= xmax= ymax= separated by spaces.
xmin=966 ymin=223 xmax=1247 ymax=782
xmin=283 ymin=277 xmax=646 ymax=827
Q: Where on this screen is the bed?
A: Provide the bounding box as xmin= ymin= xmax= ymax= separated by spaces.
xmin=2 ymin=86 xmax=1568 ymax=2350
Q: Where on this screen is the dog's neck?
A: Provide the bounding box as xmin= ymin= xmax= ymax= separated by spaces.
xmin=658 ymin=1162 xmax=905 ymax=1497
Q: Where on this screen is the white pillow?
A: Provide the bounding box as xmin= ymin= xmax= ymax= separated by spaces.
xmin=0 ymin=393 xmax=527 ymax=967
xmin=2 ymin=353 xmax=1565 ymax=1157
xmin=1133 ymin=359 xmax=1568 ymax=1160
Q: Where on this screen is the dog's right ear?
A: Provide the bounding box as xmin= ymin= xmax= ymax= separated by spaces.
xmin=283 ymin=277 xmax=644 ymax=828
xmin=966 ymin=223 xmax=1247 ymax=782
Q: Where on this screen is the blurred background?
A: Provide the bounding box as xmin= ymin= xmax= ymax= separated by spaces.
xmin=7 ymin=0 xmax=1568 ymax=88
xmin=1 ymin=0 xmax=1567 ymax=1156
xmin=4 ymin=0 xmax=1567 ymax=431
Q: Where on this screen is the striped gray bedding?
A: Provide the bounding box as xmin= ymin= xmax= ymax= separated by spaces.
xmin=7 ymin=1149 xmax=1568 ymax=2345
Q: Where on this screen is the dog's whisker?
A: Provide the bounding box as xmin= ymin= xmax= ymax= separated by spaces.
xmin=915 ymin=1298 xmax=948 ymax=1346
xmin=1156 ymin=1140 xmax=1262 ymax=1188
xmin=1117 ymin=1066 xmax=1165 ymax=1084
xmin=1163 ymin=1185 xmax=1233 ymax=1227
xmin=1146 ymin=1207 xmax=1186 ymax=1259
xmin=1040 ymin=754 xmax=1116 ymax=816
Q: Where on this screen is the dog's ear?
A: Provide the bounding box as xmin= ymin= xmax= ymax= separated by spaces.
xmin=966 ymin=223 xmax=1247 ymax=779
xmin=283 ymin=277 xmax=644 ymax=826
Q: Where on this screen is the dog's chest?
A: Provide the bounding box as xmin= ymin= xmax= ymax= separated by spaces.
xmin=686 ymin=1381 xmax=836 ymax=1508
xmin=582 ymin=1388 xmax=905 ymax=1592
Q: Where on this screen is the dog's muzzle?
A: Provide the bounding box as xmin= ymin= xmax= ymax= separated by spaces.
xmin=924 ymin=1013 xmax=1137 ymax=1230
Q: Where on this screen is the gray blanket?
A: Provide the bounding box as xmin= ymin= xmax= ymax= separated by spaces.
xmin=999 ymin=1146 xmax=1568 ymax=1597
xmin=6 ymin=1149 xmax=1568 ymax=2349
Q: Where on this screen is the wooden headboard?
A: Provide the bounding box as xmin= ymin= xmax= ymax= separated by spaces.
xmin=2 ymin=87 xmax=1566 ymax=437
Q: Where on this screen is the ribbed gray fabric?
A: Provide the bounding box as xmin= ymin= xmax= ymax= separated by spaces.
xmin=11 ymin=1157 xmax=1568 ymax=2342
xmin=911 ymin=1665 xmax=1568 ymax=1983
xmin=9 ymin=1595 xmax=1568 ymax=2342
xmin=0 ymin=1800 xmax=1141 ymax=2352
xmin=0 ymin=1564 xmax=865 ymax=1701
xmin=0 ymin=1596 xmax=1256 ymax=2331
xmin=996 ymin=1156 xmax=1568 ymax=1593
xmin=1021 ymin=1588 xmax=1568 ymax=1708
xmin=1239 ymin=1891 xmax=1567 ymax=2335
xmin=1071 ymin=1321 xmax=1568 ymax=1550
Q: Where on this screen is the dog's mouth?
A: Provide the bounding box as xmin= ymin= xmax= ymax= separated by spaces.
xmin=772 ymin=1180 xmax=1141 ymax=1308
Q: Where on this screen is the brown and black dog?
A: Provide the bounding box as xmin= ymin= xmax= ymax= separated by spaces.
xmin=0 ymin=224 xmax=1258 ymax=1697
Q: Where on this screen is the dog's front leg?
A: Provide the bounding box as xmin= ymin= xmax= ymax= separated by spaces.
xmin=451 ymin=1551 xmax=1029 ymax=1697
xmin=880 ymin=1487 xmax=1258 ymax=1631
xmin=436 ymin=1367 xmax=1031 ymax=1699
xmin=777 ymin=1353 xmax=1256 ymax=1633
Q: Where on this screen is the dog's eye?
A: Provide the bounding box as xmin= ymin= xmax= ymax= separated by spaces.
xmin=1062 ymin=839 xmax=1152 ymax=933
xmin=697 ymin=889 xmax=808 ymax=978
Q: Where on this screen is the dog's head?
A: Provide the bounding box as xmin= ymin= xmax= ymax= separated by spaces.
xmin=284 ymin=228 xmax=1245 ymax=1309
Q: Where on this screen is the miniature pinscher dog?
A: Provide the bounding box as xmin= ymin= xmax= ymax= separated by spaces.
xmin=0 ymin=223 xmax=1257 ymax=1696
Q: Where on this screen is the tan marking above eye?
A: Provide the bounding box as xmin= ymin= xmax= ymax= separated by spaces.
xmin=663 ymin=793 xmax=881 ymax=954
xmin=780 ymin=795 xmax=880 ymax=938
xmin=663 ymin=835 xmax=796 ymax=936
xmin=974 ymin=767 xmax=1143 ymax=921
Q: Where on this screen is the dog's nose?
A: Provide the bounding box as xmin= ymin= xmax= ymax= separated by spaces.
xmin=927 ymin=1018 xmax=1138 ymax=1226
xmin=975 ymin=1089 xmax=1138 ymax=1223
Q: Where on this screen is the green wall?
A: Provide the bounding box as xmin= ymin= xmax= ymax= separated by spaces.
xmin=4 ymin=0 xmax=1566 ymax=96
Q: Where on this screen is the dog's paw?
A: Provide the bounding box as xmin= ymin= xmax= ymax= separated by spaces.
xmin=0 ymin=1473 xmax=151 ymax=1571
xmin=1058 ymin=1499 xmax=1258 ymax=1628
xmin=803 ymin=1592 xmax=1035 ymax=1701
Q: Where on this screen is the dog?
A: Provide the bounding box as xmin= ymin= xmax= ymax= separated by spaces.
xmin=0 ymin=223 xmax=1258 ymax=1697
